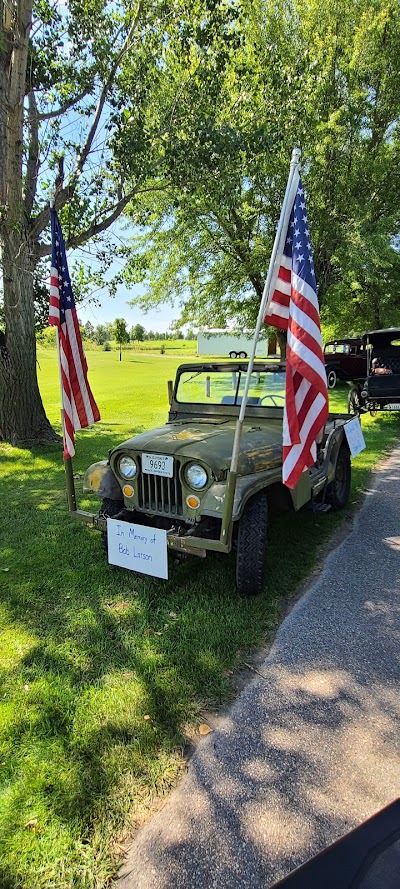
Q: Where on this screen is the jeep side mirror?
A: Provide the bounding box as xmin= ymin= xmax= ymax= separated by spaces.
xmin=167 ymin=380 xmax=173 ymax=405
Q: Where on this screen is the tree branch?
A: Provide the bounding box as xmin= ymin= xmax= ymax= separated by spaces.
xmin=30 ymin=0 xmax=145 ymax=241
xmin=36 ymin=182 xmax=169 ymax=257
xmin=37 ymin=87 xmax=93 ymax=120
xmin=68 ymin=2 xmax=144 ymax=182
xmin=24 ymin=90 xmax=40 ymax=217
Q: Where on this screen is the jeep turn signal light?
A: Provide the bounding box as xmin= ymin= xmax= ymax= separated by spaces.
xmin=186 ymin=494 xmax=200 ymax=509
xmin=122 ymin=484 xmax=134 ymax=497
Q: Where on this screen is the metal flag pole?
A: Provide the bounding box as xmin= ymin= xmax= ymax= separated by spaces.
xmin=50 ymin=197 xmax=77 ymax=512
xmin=220 ymin=147 xmax=301 ymax=545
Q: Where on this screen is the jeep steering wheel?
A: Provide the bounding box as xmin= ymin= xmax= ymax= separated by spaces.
xmin=260 ymin=394 xmax=285 ymax=406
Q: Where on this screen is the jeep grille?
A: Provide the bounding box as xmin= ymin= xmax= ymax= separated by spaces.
xmin=137 ymin=456 xmax=183 ymax=517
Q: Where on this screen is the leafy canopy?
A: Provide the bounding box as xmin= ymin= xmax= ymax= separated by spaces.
xmin=121 ymin=0 xmax=400 ymax=336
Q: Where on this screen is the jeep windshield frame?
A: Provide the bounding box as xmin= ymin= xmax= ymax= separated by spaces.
xmin=173 ymin=362 xmax=286 ymax=415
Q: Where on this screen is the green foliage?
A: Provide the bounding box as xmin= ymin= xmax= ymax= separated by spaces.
xmin=36 ymin=325 xmax=57 ymax=346
xmin=130 ymin=323 xmax=145 ymax=342
xmin=122 ymin=0 xmax=400 ymax=335
xmin=112 ymin=318 xmax=129 ymax=346
xmin=84 ymin=321 xmax=95 ymax=340
xmin=93 ymin=324 xmax=112 ymax=345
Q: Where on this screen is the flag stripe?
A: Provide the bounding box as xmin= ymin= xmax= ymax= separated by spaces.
xmin=283 ymin=391 xmax=328 ymax=486
xmin=264 ymin=175 xmax=328 ymax=488
xmin=48 ymin=212 xmax=100 ymax=458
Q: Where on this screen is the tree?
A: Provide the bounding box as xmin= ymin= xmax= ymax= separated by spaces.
xmin=0 ymin=0 xmax=237 ymax=443
xmin=84 ymin=321 xmax=95 ymax=341
xmin=124 ymin=0 xmax=400 ymax=337
xmin=113 ymin=317 xmax=129 ymax=360
xmin=131 ymin=323 xmax=145 ymax=342
xmin=92 ymin=324 xmax=109 ymax=346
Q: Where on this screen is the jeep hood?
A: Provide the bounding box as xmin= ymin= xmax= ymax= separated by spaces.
xmin=112 ymin=419 xmax=283 ymax=475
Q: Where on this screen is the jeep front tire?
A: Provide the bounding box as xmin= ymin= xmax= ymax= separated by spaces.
xmin=235 ymin=491 xmax=268 ymax=596
xmin=100 ymin=497 xmax=123 ymax=556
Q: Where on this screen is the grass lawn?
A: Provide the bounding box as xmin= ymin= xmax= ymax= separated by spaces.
xmin=0 ymin=347 xmax=399 ymax=889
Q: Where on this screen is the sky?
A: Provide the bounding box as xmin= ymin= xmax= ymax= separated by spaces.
xmin=70 ymin=225 xmax=181 ymax=334
xmin=76 ymin=279 xmax=177 ymax=334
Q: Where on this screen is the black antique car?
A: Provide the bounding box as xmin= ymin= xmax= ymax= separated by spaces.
xmin=347 ymin=328 xmax=400 ymax=415
xmin=323 ymin=337 xmax=368 ymax=389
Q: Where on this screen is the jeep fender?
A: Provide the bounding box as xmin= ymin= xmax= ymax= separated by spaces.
xmin=200 ymin=467 xmax=284 ymax=522
xmin=83 ymin=461 xmax=123 ymax=501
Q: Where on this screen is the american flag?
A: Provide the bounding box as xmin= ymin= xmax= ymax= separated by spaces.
xmin=49 ymin=209 xmax=100 ymax=458
xmin=264 ymin=177 xmax=328 ymax=488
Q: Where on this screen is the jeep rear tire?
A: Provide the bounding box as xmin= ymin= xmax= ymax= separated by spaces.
xmin=235 ymin=491 xmax=268 ymax=596
xmin=326 ymin=443 xmax=351 ymax=511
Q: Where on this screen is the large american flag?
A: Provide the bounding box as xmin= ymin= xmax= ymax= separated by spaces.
xmin=264 ymin=177 xmax=328 ymax=488
xmin=49 ymin=209 xmax=100 ymax=458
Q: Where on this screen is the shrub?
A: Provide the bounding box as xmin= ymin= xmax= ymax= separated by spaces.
xmin=103 ymin=341 xmax=112 ymax=351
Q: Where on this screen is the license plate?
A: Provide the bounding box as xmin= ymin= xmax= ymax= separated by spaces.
xmin=142 ymin=453 xmax=174 ymax=478
xmin=385 ymin=403 xmax=400 ymax=410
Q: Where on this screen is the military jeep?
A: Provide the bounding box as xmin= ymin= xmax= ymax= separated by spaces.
xmin=83 ymin=361 xmax=353 ymax=596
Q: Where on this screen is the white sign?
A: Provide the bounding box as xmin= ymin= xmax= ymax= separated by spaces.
xmin=344 ymin=417 xmax=366 ymax=457
xmin=107 ymin=519 xmax=168 ymax=579
xmin=142 ymin=453 xmax=174 ymax=478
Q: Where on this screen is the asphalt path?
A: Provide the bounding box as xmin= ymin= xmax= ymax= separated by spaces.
xmin=118 ymin=444 xmax=400 ymax=889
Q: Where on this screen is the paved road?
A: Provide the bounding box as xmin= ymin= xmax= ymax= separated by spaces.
xmin=118 ymin=444 xmax=400 ymax=889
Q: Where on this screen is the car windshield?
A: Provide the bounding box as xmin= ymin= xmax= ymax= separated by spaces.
xmin=176 ymin=368 xmax=286 ymax=406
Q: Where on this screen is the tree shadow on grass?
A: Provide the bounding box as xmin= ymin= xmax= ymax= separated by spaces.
xmin=0 ymin=416 xmax=399 ymax=888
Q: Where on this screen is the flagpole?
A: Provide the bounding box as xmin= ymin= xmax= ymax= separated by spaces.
xmin=220 ymin=147 xmax=301 ymax=545
xmin=50 ymin=196 xmax=77 ymax=513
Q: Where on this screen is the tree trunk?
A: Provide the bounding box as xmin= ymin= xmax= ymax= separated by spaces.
xmin=276 ymin=328 xmax=286 ymax=360
xmin=0 ymin=0 xmax=59 ymax=445
xmin=0 ymin=229 xmax=60 ymax=444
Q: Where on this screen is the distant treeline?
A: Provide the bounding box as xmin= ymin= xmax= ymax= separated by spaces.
xmin=81 ymin=321 xmax=196 ymax=345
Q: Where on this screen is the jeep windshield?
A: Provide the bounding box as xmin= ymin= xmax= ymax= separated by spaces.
xmin=176 ymin=366 xmax=286 ymax=407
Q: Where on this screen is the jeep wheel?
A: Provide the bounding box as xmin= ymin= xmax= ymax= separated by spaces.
xmin=235 ymin=492 xmax=268 ymax=596
xmin=326 ymin=368 xmax=337 ymax=389
xmin=238 ymin=350 xmax=248 ymax=359
xmin=327 ymin=443 xmax=351 ymax=511
xmin=229 ymin=350 xmax=237 ymax=358
xmin=100 ymin=497 xmax=123 ymax=555
xmin=348 ymin=386 xmax=362 ymax=415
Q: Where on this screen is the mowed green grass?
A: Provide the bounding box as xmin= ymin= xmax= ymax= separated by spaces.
xmin=0 ymin=347 xmax=399 ymax=889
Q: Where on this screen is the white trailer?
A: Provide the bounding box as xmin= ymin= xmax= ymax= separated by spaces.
xmin=197 ymin=329 xmax=270 ymax=359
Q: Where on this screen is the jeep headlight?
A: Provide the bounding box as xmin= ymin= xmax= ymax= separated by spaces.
xmin=185 ymin=463 xmax=208 ymax=490
xmin=117 ymin=455 xmax=137 ymax=479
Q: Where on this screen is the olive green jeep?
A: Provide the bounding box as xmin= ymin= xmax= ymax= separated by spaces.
xmin=83 ymin=361 xmax=353 ymax=595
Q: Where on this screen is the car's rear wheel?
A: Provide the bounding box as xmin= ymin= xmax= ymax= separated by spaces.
xmin=229 ymin=350 xmax=237 ymax=358
xmin=348 ymin=386 xmax=362 ymax=415
xmin=327 ymin=443 xmax=351 ymax=511
xmin=238 ymin=350 xmax=247 ymax=359
xmin=235 ymin=491 xmax=268 ymax=596
xmin=326 ymin=368 xmax=337 ymax=389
